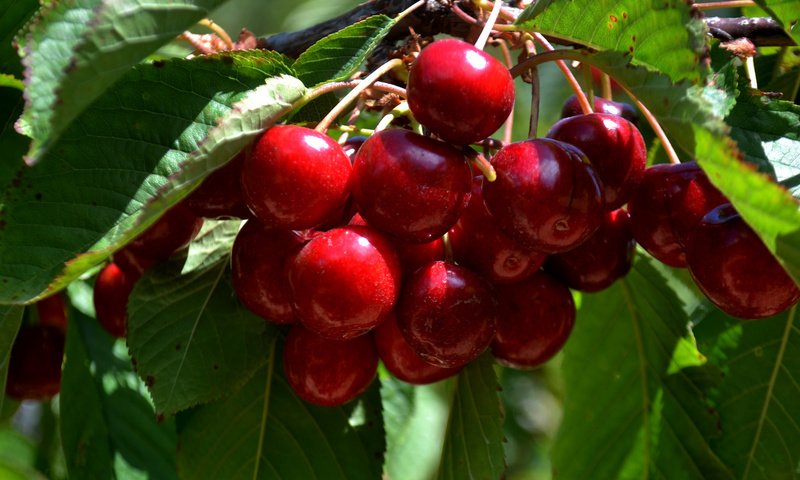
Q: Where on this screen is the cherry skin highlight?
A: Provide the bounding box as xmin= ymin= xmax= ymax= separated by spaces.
xmin=241 ymin=125 xmax=352 ymax=230
xmin=283 ymin=325 xmax=378 ymax=407
xmin=94 ymin=262 xmax=139 ymax=338
xmin=397 ymin=261 xmax=498 ymax=368
xmin=560 ymin=95 xmax=639 ymax=125
xmin=5 ymin=325 xmax=65 ymax=400
xmin=289 ymin=226 xmax=402 ymax=340
xmin=187 ymin=153 xmax=251 ymax=219
xmin=483 ymin=138 xmax=605 ymax=254
xmin=686 ymin=204 xmax=800 ymax=319
xmin=352 ymin=129 xmax=472 ymax=243
xmin=407 ymin=38 xmax=515 ymax=145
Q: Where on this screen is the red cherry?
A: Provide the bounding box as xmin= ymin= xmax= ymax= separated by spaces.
xmin=93 ymin=262 xmax=139 ymax=338
xmin=289 ymin=226 xmax=402 ymax=340
xmin=36 ymin=292 xmax=68 ymax=330
xmin=231 ymin=221 xmax=305 ymax=324
xmin=187 ymin=153 xmax=251 ymax=219
xmin=283 ymin=325 xmax=378 ymax=406
xmin=397 ymin=261 xmax=497 ymax=368
xmin=483 ymin=138 xmax=605 ymax=254
xmin=545 ymin=209 xmax=635 ymax=292
xmin=374 ymin=312 xmax=461 ymax=385
xmin=491 ymin=272 xmax=575 ymax=369
xmin=241 ymin=125 xmax=351 ymax=230
xmin=407 ymin=39 xmax=514 ymax=145
xmin=547 ymin=113 xmax=646 ymax=210
xmin=628 ymin=162 xmax=728 ymax=267
xmin=449 ymin=177 xmax=545 ymax=284
xmin=352 ymin=129 xmax=472 ymax=243
xmin=686 ymin=204 xmax=800 ymax=319
xmin=342 ymin=136 xmax=367 ymax=161
xmin=5 ymin=325 xmax=65 ymax=400
xmin=560 ymin=95 xmax=639 ymax=125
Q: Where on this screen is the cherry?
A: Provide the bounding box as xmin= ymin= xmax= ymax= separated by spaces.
xmin=483 ymin=138 xmax=605 ymax=254
xmin=351 ymin=129 xmax=472 ymax=243
xmin=449 ymin=177 xmax=546 ymax=284
xmin=627 ymin=162 xmax=728 ymax=267
xmin=231 ymin=221 xmax=305 ymax=324
xmin=241 ymin=125 xmax=351 ymax=230
xmin=686 ymin=204 xmax=800 ymax=319
xmin=289 ymin=226 xmax=402 ymax=340
xmin=491 ymin=272 xmax=575 ymax=369
xmin=407 ymin=38 xmax=515 ymax=145
xmin=397 ymin=261 xmax=497 ymax=368
xmin=283 ymin=325 xmax=378 ymax=406
xmin=560 ymin=95 xmax=639 ymax=125
xmin=36 ymin=292 xmax=68 ymax=330
xmin=5 ymin=325 xmax=65 ymax=400
xmin=342 ymin=136 xmax=367 ymax=161
xmin=187 ymin=153 xmax=251 ymax=219
xmin=545 ymin=209 xmax=635 ymax=292
xmin=547 ymin=112 xmax=646 ymax=210
xmin=93 ymin=262 xmax=139 ymax=338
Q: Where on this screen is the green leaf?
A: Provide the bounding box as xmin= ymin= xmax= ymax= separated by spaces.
xmin=694 ymin=305 xmax=800 ymax=479
xmin=0 ymin=0 xmax=37 ymax=78
xmin=0 ymin=305 xmax=24 ymax=416
xmin=17 ymin=0 xmax=229 ymax=162
xmin=516 ymin=0 xmax=709 ymax=83
xmin=127 ymin=221 xmax=276 ymax=416
xmin=753 ymin=0 xmax=800 ymax=46
xmin=293 ymin=14 xmax=395 ymax=87
xmin=551 ymin=256 xmax=732 ymax=478
xmin=0 ymin=51 xmax=298 ymax=305
xmin=0 ymin=87 xmax=27 ymax=183
xmin=177 ymin=352 xmax=385 ymax=480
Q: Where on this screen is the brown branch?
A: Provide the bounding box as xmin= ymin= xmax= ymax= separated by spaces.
xmin=704 ymin=17 xmax=794 ymax=47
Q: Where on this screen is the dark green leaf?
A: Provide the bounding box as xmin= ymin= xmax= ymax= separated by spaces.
xmin=551 ymin=256 xmax=732 ymax=478
xmin=0 ymin=305 xmax=24 ymax=416
xmin=753 ymin=0 xmax=800 ymax=45
xmin=0 ymin=87 xmax=26 ymax=184
xmin=0 ymin=0 xmax=37 ymax=78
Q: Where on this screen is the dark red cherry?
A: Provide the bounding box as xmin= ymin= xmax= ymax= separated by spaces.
xmin=342 ymin=136 xmax=367 ymax=161
xmin=231 ymin=221 xmax=305 ymax=324
xmin=548 ymin=113 xmax=646 ymax=210
xmin=545 ymin=209 xmax=635 ymax=292
xmin=283 ymin=325 xmax=378 ymax=406
xmin=407 ymin=39 xmax=515 ymax=145
xmin=352 ymin=129 xmax=472 ymax=243
xmin=560 ymin=95 xmax=639 ymax=125
xmin=5 ymin=325 xmax=65 ymax=400
xmin=36 ymin=293 xmax=68 ymax=330
xmin=187 ymin=153 xmax=251 ymax=219
xmin=686 ymin=204 xmax=800 ymax=319
xmin=491 ymin=272 xmax=575 ymax=369
xmin=241 ymin=125 xmax=352 ymax=229
xmin=628 ymin=162 xmax=728 ymax=267
xmin=94 ymin=262 xmax=139 ymax=338
xmin=397 ymin=261 xmax=497 ymax=368
xmin=373 ymin=312 xmax=461 ymax=385
xmin=449 ymin=177 xmax=545 ymax=284
xmin=289 ymin=226 xmax=402 ymax=340
xmin=483 ymin=138 xmax=605 ymax=254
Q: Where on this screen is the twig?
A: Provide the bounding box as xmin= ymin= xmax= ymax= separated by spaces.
xmin=474 ymin=0 xmax=504 ymax=50
xmin=532 ymin=34 xmax=592 ymax=114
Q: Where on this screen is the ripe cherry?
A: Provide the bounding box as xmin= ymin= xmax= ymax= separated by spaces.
xmin=94 ymin=262 xmax=139 ymax=338
xmin=483 ymin=138 xmax=605 ymax=254
xmin=491 ymin=272 xmax=575 ymax=369
xmin=231 ymin=221 xmax=305 ymax=324
xmin=547 ymin=113 xmax=646 ymax=210
xmin=241 ymin=125 xmax=351 ymax=229
xmin=686 ymin=204 xmax=800 ymax=319
xmin=560 ymin=95 xmax=639 ymax=125
xmin=407 ymin=38 xmax=514 ymax=145
xmin=352 ymin=129 xmax=472 ymax=243
xmin=289 ymin=226 xmax=402 ymax=340
xmin=5 ymin=325 xmax=65 ymax=400
xmin=36 ymin=293 xmax=68 ymax=330
xmin=373 ymin=312 xmax=461 ymax=385
xmin=449 ymin=177 xmax=546 ymax=284
xmin=187 ymin=153 xmax=251 ymax=219
xmin=397 ymin=261 xmax=497 ymax=368
xmin=545 ymin=209 xmax=635 ymax=292
xmin=342 ymin=136 xmax=367 ymax=161
xmin=283 ymin=325 xmax=378 ymax=406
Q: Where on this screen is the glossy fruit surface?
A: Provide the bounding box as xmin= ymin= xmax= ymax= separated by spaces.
xmin=491 ymin=272 xmax=575 ymax=369
xmin=560 ymin=95 xmax=639 ymax=125
xmin=352 ymin=129 xmax=471 ymax=243
xmin=36 ymin=293 xmax=68 ymax=330
xmin=187 ymin=153 xmax=251 ymax=219
xmin=283 ymin=325 xmax=378 ymax=406
xmin=241 ymin=125 xmax=352 ymax=229
xmin=449 ymin=177 xmax=545 ymax=284
xmin=289 ymin=226 xmax=402 ymax=340
xmin=628 ymin=162 xmax=728 ymax=267
xmin=686 ymin=204 xmax=800 ymax=319
xmin=548 ymin=113 xmax=646 ymax=210
xmin=6 ymin=325 xmax=65 ymax=400
xmin=231 ymin=221 xmax=305 ymax=324
xmin=397 ymin=261 xmax=497 ymax=368
xmin=407 ymin=39 xmax=514 ymax=145
xmin=545 ymin=209 xmax=635 ymax=292
xmin=483 ymin=138 xmax=605 ymax=254
xmin=374 ymin=312 xmax=461 ymax=385
xmin=342 ymin=136 xmax=367 ymax=161
xmin=94 ymin=262 xmax=139 ymax=338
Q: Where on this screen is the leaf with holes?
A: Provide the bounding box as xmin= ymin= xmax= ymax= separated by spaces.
xmin=0 ymin=305 xmax=24 ymax=416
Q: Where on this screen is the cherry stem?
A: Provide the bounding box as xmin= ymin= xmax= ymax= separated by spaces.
xmin=198 ymin=18 xmax=234 ymax=50
xmin=745 ymin=56 xmax=759 ymax=89
xmin=493 ymin=38 xmax=515 ymax=144
xmin=474 ymin=0 xmax=504 ymax=50
xmin=530 ymin=34 xmax=593 ymax=114
xmin=442 ymin=232 xmax=455 ymax=264
xmin=582 ymin=63 xmax=595 ymax=110
xmin=600 ymin=72 xmax=613 ymax=100
xmin=618 ymin=85 xmax=681 ymax=165
xmin=464 ymin=147 xmax=497 ymax=182
xmin=397 ymin=0 xmax=426 ymax=21
xmin=529 ymin=66 xmax=541 ymax=138
xmin=338 ymin=97 xmax=367 ymax=143
xmin=694 ymin=0 xmax=755 ymax=10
